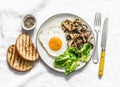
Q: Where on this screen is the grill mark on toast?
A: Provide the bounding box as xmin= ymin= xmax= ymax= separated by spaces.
xmin=14 ymin=52 xmax=18 ymax=68
xmin=31 ymin=45 xmax=33 ymax=60
xmin=31 ymin=44 xmax=34 ymax=60
xmin=33 ymin=47 xmax=36 ymax=60
xmin=10 ymin=47 xmax=13 ymax=64
xmin=25 ymin=34 xmax=27 ymax=57
xmin=20 ymin=35 xmax=22 ymax=57
xmin=33 ymin=49 xmax=35 ymax=60
xmin=17 ymin=55 xmax=21 ymax=69
xmin=28 ymin=35 xmax=30 ymax=59
xmin=21 ymin=34 xmax=23 ymax=58
xmin=19 ymin=55 xmax=22 ymax=68
xmin=30 ymin=40 xmax=32 ymax=61
xmin=10 ymin=46 xmax=14 ymax=66
xmin=24 ymin=60 xmax=27 ymax=70
xmin=26 ymin=35 xmax=28 ymax=59
xmin=26 ymin=34 xmax=27 ymax=58
xmin=12 ymin=46 xmax=15 ymax=65
xmin=23 ymin=34 xmax=25 ymax=58
xmin=9 ymin=46 xmax=13 ymax=64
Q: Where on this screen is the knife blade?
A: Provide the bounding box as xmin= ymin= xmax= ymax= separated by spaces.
xmin=98 ymin=18 xmax=109 ymax=77
xmin=101 ymin=18 xmax=109 ymax=49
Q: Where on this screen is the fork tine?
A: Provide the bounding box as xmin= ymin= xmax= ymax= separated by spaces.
xmin=96 ymin=13 xmax=99 ymax=26
xmin=98 ymin=12 xmax=101 ymax=26
xmin=94 ymin=12 xmax=101 ymax=27
xmin=94 ymin=13 xmax=98 ymax=26
xmin=99 ymin=12 xmax=101 ymax=26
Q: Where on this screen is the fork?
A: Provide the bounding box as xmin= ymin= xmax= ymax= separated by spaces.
xmin=93 ymin=12 xmax=101 ymax=64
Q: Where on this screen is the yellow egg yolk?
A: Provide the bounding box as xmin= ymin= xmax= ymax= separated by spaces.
xmin=49 ymin=37 xmax=62 ymax=51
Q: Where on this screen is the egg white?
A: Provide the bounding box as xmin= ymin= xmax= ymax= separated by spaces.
xmin=38 ymin=26 xmax=67 ymax=57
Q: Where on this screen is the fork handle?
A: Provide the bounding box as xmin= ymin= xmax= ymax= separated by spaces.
xmin=93 ymin=31 xmax=99 ymax=64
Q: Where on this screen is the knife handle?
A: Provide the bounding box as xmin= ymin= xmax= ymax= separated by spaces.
xmin=98 ymin=51 xmax=105 ymax=76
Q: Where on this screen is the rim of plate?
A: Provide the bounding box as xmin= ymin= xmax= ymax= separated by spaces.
xmin=36 ymin=13 xmax=95 ymax=73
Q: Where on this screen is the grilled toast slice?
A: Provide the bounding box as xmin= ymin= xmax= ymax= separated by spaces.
xmin=15 ymin=33 xmax=39 ymax=62
xmin=6 ymin=45 xmax=32 ymax=71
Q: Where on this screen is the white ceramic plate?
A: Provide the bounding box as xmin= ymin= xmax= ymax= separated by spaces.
xmin=36 ymin=13 xmax=95 ymax=72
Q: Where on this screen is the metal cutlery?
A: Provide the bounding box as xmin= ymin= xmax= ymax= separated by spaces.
xmin=93 ymin=12 xmax=101 ymax=64
xmin=98 ymin=18 xmax=109 ymax=77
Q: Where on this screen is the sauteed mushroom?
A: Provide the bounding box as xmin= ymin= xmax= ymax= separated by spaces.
xmin=61 ymin=18 xmax=93 ymax=49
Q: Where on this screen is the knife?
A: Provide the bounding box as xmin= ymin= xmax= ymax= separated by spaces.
xmin=98 ymin=18 xmax=109 ymax=77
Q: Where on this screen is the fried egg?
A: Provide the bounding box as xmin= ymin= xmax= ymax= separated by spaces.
xmin=38 ymin=26 xmax=67 ymax=57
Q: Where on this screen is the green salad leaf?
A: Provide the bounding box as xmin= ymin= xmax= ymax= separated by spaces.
xmin=65 ymin=59 xmax=80 ymax=75
xmin=80 ymin=43 xmax=92 ymax=62
xmin=54 ymin=43 xmax=92 ymax=75
xmin=54 ymin=53 xmax=70 ymax=68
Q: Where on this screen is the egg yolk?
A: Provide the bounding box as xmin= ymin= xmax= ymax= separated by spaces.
xmin=49 ymin=37 xmax=62 ymax=51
